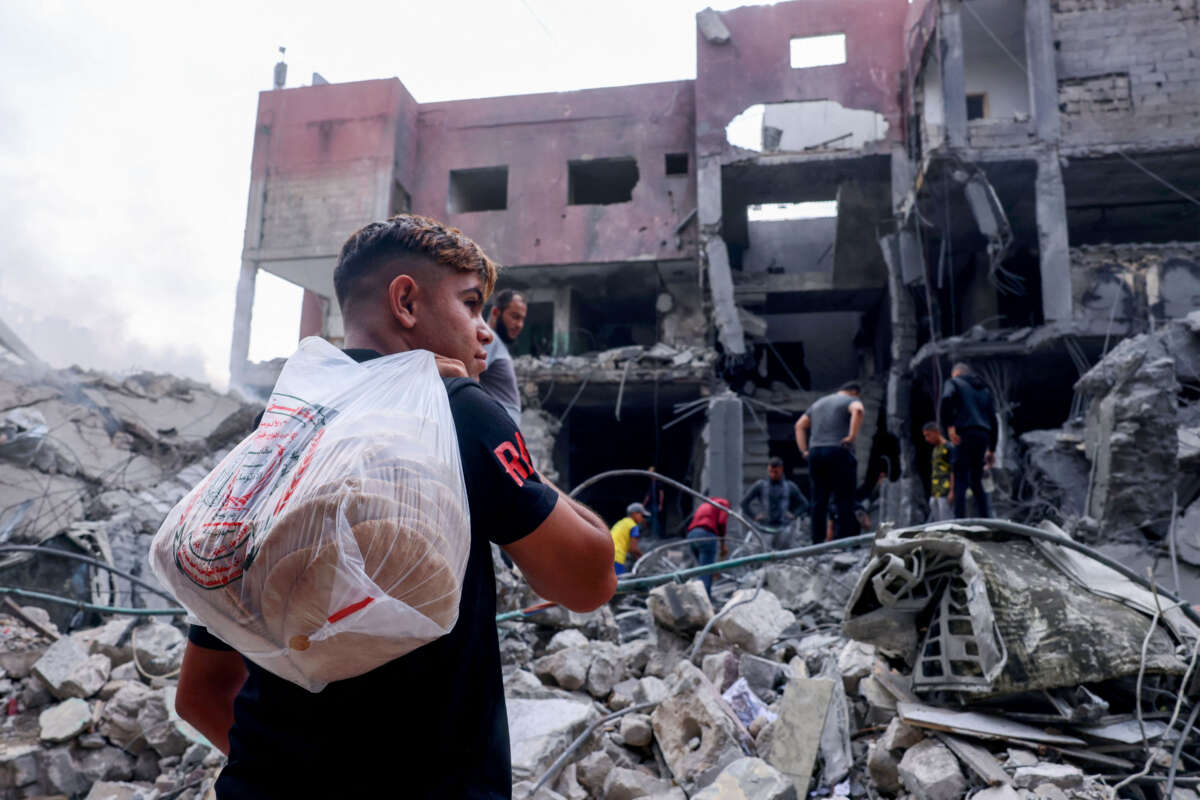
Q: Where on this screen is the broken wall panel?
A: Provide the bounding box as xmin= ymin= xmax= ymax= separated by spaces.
xmin=1053 ymin=0 xmax=1200 ymax=149
xmin=1070 ymin=243 xmax=1200 ymax=325
xmin=413 ymin=81 xmax=698 ymax=268
xmin=695 ymin=0 xmax=909 ymax=160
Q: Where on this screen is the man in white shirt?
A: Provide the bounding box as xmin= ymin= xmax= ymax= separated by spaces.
xmin=480 ymin=289 xmax=526 ymax=426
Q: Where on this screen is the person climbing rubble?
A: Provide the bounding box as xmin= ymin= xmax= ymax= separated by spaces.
xmin=796 ymin=382 xmax=865 ymax=544
xmin=939 ymin=362 xmax=997 ymax=519
xmin=740 ymin=457 xmax=808 ymax=548
xmin=685 ymin=496 xmax=730 ymax=597
xmin=479 ymin=288 xmax=526 ymax=425
xmin=174 ymin=214 xmax=616 ymax=799
xmin=922 ymin=421 xmax=955 ymax=522
xmin=611 ymin=502 xmax=649 ymax=575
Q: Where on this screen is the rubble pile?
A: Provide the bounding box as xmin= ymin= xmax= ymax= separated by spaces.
xmin=0 ymin=357 xmax=258 ymax=625
xmin=1015 ymin=310 xmax=1200 ymax=596
xmin=497 ymin=522 xmax=1200 ymax=800
xmin=0 ymin=609 xmax=223 ymax=799
xmin=513 ymin=343 xmax=717 ymax=385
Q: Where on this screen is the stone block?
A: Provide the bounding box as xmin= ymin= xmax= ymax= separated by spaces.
xmin=38 ymin=698 xmax=92 ymax=743
xmin=880 ymin=717 xmax=924 ymax=752
xmin=897 ymin=739 xmax=968 ymax=800
xmin=867 ymin=742 xmax=902 ymax=794
xmin=0 ymin=741 xmax=39 ymax=789
xmin=33 ymin=637 xmax=110 ymax=699
xmin=648 ymin=581 xmax=713 ymax=634
xmin=130 ymin=623 xmax=184 ymax=676
xmin=715 ymin=589 xmax=795 ymax=654
xmin=692 ymin=756 xmax=797 ymax=800
xmin=1012 ymin=763 xmax=1083 ymax=789
xmin=507 ymin=697 xmax=599 ymax=782
xmin=602 ymin=766 xmax=675 ymax=800
xmin=702 ymin=651 xmax=740 ymax=693
xmin=546 ymin=629 xmax=588 ymax=654
xmin=650 ymin=662 xmax=744 ymax=788
xmin=620 ymin=714 xmax=653 ymax=748
xmin=761 ymin=676 xmax=833 ymax=798
xmin=836 ymin=641 xmax=876 ymax=693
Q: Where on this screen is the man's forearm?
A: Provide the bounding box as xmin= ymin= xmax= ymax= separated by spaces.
xmin=848 ymin=409 xmax=864 ymax=440
xmin=541 ymin=475 xmax=606 ymax=533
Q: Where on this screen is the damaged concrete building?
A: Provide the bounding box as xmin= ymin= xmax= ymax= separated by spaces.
xmin=228 ymin=0 xmax=1200 ymax=528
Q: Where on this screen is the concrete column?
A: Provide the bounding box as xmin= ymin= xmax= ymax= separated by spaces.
xmin=229 ymin=260 xmax=258 ymax=387
xmin=704 ymin=392 xmax=744 ymax=521
xmin=1035 ymin=149 xmax=1074 ymax=322
xmin=299 ymin=290 xmax=327 ymax=340
xmin=551 ymin=286 xmax=576 ymax=356
xmin=1024 ymin=0 xmax=1061 ymax=143
xmin=939 ymin=0 xmax=969 ymax=149
xmin=697 ymin=155 xmax=746 ymax=357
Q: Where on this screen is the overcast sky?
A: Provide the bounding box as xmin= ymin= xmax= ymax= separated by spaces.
xmin=0 ymin=0 xmax=754 ymax=390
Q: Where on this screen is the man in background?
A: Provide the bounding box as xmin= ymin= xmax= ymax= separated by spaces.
xmin=796 ymin=382 xmax=865 ymax=543
xmin=687 ymin=497 xmax=730 ymax=597
xmin=741 ymin=457 xmax=808 ymax=548
xmin=922 ymin=422 xmax=954 ymax=522
xmin=611 ymin=502 xmax=649 ymax=575
xmin=939 ymin=362 xmax=997 ymax=518
xmin=479 ymin=289 xmax=527 ymax=425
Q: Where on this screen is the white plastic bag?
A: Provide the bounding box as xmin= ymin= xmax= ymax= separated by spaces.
xmin=149 ymin=338 xmax=471 ymax=691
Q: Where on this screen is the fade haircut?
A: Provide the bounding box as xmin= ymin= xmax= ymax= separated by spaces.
xmin=768 ymin=456 xmax=784 ymax=469
xmin=333 ymin=214 xmax=499 ymax=311
xmin=952 ymin=361 xmax=971 ymax=375
xmin=922 ymin=421 xmax=940 ymax=433
xmin=839 ymin=381 xmax=861 ymax=394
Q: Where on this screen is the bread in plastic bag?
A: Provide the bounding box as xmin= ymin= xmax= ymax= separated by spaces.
xmin=149 ymin=338 xmax=470 ymax=691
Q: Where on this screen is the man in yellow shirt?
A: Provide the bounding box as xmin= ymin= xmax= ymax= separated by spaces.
xmin=611 ymin=503 xmax=649 ymax=574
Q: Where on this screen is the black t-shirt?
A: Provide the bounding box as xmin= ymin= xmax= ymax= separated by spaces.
xmin=189 ymin=349 xmax=557 ymax=799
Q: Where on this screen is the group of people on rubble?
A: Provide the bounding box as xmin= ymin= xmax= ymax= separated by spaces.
xmin=596 ymin=364 xmax=999 ymax=584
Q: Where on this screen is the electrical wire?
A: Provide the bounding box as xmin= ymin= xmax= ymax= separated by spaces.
xmin=1166 ymin=700 xmax=1200 ymax=797
xmin=0 ymin=544 xmax=178 ymax=603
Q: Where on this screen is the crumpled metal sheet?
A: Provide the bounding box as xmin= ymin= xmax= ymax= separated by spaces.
xmin=845 ymin=525 xmax=1192 ymax=699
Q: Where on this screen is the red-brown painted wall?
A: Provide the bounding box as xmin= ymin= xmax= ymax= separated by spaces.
xmin=694 ymin=0 xmax=911 ymax=157
xmin=410 ymin=81 xmax=698 ymax=267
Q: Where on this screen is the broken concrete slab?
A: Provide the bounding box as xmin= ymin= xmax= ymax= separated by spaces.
xmin=761 ymin=675 xmax=834 ymax=798
xmin=33 ymin=636 xmax=109 ymax=699
xmin=648 ymin=580 xmax=713 ymax=634
xmin=696 ymin=7 xmax=731 ymax=45
xmin=650 ymin=662 xmax=745 ymax=789
xmin=897 ymin=738 xmax=968 ymax=800
xmin=38 ymin=697 xmax=93 ymax=743
xmin=507 ymin=696 xmax=600 ymax=782
xmin=1012 ymin=763 xmax=1083 ymax=790
xmin=835 ymin=640 xmax=876 ymax=693
xmin=881 ymin=717 xmax=925 ymax=751
xmin=692 ymin=757 xmax=797 ymax=800
xmin=714 ymin=589 xmax=795 ymax=654
xmin=129 ymin=622 xmax=184 ymax=676
xmin=84 ymin=781 xmax=156 ymax=800
xmin=534 ymin=646 xmax=590 ymax=691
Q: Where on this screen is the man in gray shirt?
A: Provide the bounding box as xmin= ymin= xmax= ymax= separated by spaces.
xmin=795 ymin=381 xmax=865 ymax=544
xmin=480 ymin=289 xmax=526 ymax=425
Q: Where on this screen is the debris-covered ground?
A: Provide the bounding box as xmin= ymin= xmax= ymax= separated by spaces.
xmin=0 ymin=338 xmax=1199 ymax=799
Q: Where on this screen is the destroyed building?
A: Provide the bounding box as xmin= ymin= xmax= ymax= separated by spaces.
xmin=227 ymin=0 xmax=1200 ymax=532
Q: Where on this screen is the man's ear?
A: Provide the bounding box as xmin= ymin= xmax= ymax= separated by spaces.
xmin=487 ymin=306 xmax=499 ymax=327
xmin=387 ymin=275 xmax=419 ymax=330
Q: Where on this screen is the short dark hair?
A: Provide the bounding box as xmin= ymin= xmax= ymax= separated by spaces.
xmin=922 ymin=421 xmax=940 ymax=433
xmin=768 ymin=456 xmax=784 ymax=469
xmin=333 ymin=214 xmax=499 ymax=310
xmin=491 ymin=288 xmax=523 ymax=315
xmin=839 ymin=381 xmax=861 ymax=394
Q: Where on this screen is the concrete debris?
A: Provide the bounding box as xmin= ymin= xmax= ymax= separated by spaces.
xmin=1012 ymin=763 xmax=1084 ymax=790
xmin=692 ymin=757 xmax=796 ymax=800
xmin=713 ymin=589 xmax=795 ymax=654
xmin=33 ymin=637 xmax=111 ymax=700
xmin=619 ymin=714 xmax=653 ymax=748
xmin=508 ymin=696 xmax=600 ymax=782
xmin=129 ymin=622 xmax=184 ymax=675
xmin=647 ymin=580 xmax=713 ymax=634
xmin=650 ymin=662 xmax=745 ymax=789
xmin=696 ymin=8 xmax=732 ymax=45
xmin=602 ymin=766 xmax=678 ymax=799
xmin=898 ymin=739 xmax=968 ymax=800
xmin=760 ymin=676 xmax=834 ymax=798
xmin=39 ymin=697 xmax=94 ymax=743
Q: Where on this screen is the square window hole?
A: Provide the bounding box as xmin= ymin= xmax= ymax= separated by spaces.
xmin=665 ymin=152 xmax=689 ymax=175
xmin=790 ymin=33 xmax=846 ymax=69
xmin=447 ymin=166 xmax=507 ymax=214
xmin=568 ymin=157 xmax=638 ymax=205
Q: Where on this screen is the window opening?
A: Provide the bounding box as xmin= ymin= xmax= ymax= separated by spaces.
xmin=567 ymin=157 xmax=639 ymax=205
xmin=790 ymin=33 xmax=847 ymax=69
xmin=665 ymin=153 xmax=689 ymax=175
xmin=447 ymin=166 xmax=508 ymax=214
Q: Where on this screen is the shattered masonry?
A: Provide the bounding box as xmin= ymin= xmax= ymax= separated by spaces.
xmin=0 ymin=0 xmax=1198 ymax=797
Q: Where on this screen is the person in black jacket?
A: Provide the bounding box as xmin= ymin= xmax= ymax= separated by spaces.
xmin=939 ymin=362 xmax=997 ymax=519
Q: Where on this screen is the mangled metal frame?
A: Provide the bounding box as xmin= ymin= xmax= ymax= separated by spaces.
xmin=845 ymin=521 xmax=1200 ymax=699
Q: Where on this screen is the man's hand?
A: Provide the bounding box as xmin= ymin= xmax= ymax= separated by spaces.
xmin=799 ymin=449 xmax=809 ymax=460
xmin=841 ymin=435 xmax=856 ymax=447
xmin=719 ymin=543 xmax=728 ymax=559
xmin=434 ymin=355 xmax=469 ymax=378
xmin=948 ymin=426 xmax=961 ymax=446
xmin=985 ymin=450 xmax=995 ymax=469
